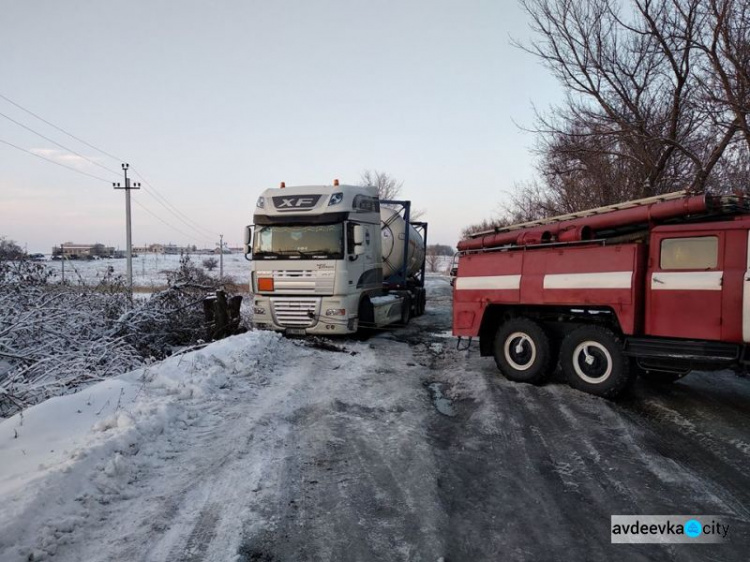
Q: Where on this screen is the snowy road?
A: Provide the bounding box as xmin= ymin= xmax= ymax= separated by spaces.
xmin=1 ymin=276 xmax=749 ymax=561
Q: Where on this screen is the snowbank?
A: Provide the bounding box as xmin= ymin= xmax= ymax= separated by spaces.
xmin=0 ymin=330 xmax=281 ymax=561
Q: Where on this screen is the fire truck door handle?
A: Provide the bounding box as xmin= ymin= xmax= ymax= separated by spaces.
xmin=653 ymin=276 xmax=664 ymax=284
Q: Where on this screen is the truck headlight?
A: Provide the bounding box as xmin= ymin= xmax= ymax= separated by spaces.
xmin=325 ymin=308 xmax=346 ymax=316
xmin=256 ymin=197 xmax=265 ymax=208
xmin=328 ymin=192 xmax=343 ymax=206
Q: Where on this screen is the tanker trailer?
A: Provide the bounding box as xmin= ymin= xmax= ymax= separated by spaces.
xmin=373 ymin=202 xmax=428 ymax=323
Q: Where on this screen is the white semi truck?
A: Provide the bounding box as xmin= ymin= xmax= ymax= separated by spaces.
xmin=244 ymin=181 xmax=427 ymax=336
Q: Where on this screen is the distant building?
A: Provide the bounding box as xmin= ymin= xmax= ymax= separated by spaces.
xmin=132 ymin=243 xmax=199 ymax=255
xmin=52 ymin=242 xmax=115 ymax=258
xmin=133 ymin=244 xmax=167 ymax=254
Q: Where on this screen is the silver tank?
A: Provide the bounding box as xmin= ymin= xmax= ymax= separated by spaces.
xmin=380 ymin=207 xmax=424 ymax=278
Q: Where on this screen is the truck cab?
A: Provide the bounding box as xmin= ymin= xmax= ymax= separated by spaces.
xmin=246 ymin=183 xmax=383 ymax=335
xmin=245 ymin=182 xmax=427 ymax=336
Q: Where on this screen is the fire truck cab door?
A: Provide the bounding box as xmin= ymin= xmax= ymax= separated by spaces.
xmin=646 ymin=232 xmax=724 ymax=341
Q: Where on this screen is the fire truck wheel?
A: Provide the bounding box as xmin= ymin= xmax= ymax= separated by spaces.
xmin=493 ymin=319 xmax=551 ymax=384
xmin=561 ymin=326 xmax=633 ymax=398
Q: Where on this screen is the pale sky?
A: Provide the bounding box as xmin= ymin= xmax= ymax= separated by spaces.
xmin=0 ymin=0 xmax=562 ymax=253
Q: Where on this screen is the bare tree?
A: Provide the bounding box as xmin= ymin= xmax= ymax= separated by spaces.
xmin=514 ymin=0 xmax=749 ymax=206
xmin=457 ymin=1 xmax=749 ymax=239
xmin=202 ymin=257 xmax=218 ymax=272
xmin=698 ymin=1 xmax=750 ymax=143
xmin=426 ymin=247 xmax=442 ymax=273
xmin=359 ymin=169 xmax=426 ymax=220
xmin=360 ymin=170 xmax=403 ymax=201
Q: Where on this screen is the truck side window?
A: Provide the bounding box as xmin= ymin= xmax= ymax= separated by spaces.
xmin=660 ymin=236 xmax=718 ymax=270
xmin=346 ymin=223 xmax=355 ymax=254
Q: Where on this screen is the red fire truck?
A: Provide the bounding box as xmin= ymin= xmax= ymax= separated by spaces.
xmin=453 ymin=190 xmax=750 ymax=398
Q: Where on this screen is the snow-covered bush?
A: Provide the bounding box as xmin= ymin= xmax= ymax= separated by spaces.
xmin=0 ymin=255 xmax=245 ymax=417
xmin=0 ymin=260 xmax=142 ymax=417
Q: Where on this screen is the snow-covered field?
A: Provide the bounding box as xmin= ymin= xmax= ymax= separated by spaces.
xmin=43 ymin=254 xmax=250 ymax=288
xmin=43 ymin=253 xmax=452 ymax=289
xmin=1 ymin=275 xmax=748 ymax=561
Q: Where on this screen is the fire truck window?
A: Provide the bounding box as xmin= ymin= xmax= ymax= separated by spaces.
xmin=660 ymin=236 xmax=718 ymax=270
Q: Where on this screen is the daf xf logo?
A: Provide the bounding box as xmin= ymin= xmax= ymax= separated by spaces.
xmin=272 ymin=195 xmax=322 ymax=210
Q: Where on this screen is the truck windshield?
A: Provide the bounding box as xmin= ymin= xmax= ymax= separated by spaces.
xmin=253 ymin=224 xmax=344 ymax=259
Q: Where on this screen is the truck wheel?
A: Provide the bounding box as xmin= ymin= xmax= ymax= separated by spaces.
xmin=493 ymin=318 xmax=551 ymax=384
xmin=419 ymin=288 xmax=426 ymax=316
xmin=400 ymin=294 xmax=412 ymax=325
xmin=561 ymin=326 xmax=633 ymax=398
xmin=357 ymin=298 xmax=375 ymax=338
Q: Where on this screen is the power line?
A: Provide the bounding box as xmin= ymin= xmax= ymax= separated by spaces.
xmin=132 ymin=168 xmax=219 ymax=238
xmin=0 ymin=91 xmax=124 ymax=163
xmin=1 ymin=135 xmax=215 ymax=246
xmin=0 ymin=92 xmax=219 ymax=241
xmin=0 ymin=137 xmax=114 ymax=183
xmin=0 ymin=109 xmax=121 ymax=178
xmin=133 ymin=198 xmax=214 ymax=245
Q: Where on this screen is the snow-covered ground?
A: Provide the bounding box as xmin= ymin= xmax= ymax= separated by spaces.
xmin=1 ymin=275 xmax=748 ymax=561
xmin=43 ymin=254 xmax=250 ymax=287
xmin=41 ymin=253 xmax=453 ymax=288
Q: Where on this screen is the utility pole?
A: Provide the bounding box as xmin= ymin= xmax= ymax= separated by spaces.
xmin=219 ymin=234 xmax=224 ymax=278
xmin=113 ymin=163 xmax=140 ymax=293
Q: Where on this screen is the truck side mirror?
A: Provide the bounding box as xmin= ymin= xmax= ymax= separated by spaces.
xmin=353 ymin=225 xmax=365 ymax=245
xmin=243 ymin=225 xmax=253 ymax=261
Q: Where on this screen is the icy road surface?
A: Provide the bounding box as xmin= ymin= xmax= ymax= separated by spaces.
xmin=1 ymin=275 xmax=749 ymax=561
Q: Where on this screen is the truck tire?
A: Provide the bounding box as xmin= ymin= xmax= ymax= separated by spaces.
xmin=356 ymin=298 xmax=375 ymax=338
xmin=416 ymin=288 xmax=426 ymax=316
xmin=400 ymin=294 xmax=412 ymax=325
xmin=560 ymin=326 xmax=633 ymax=398
xmin=493 ymin=318 xmax=551 ymax=384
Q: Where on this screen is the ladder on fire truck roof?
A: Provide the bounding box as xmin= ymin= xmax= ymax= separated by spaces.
xmin=466 ymin=190 xmax=749 ymax=239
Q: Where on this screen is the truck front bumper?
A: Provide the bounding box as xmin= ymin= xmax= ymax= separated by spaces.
xmin=251 ymin=295 xmax=359 ymax=335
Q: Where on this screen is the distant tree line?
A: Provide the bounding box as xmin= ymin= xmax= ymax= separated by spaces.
xmin=464 ymin=0 xmax=750 ymax=237
xmin=427 ymin=244 xmax=455 ymax=256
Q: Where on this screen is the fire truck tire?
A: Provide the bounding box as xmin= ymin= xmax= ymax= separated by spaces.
xmin=561 ymin=326 xmax=633 ymax=398
xmin=493 ymin=319 xmax=552 ymax=384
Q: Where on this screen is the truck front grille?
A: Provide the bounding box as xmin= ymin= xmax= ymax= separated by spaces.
xmin=270 ymin=297 xmax=319 ymax=327
xmin=272 ymin=270 xmax=334 ymax=294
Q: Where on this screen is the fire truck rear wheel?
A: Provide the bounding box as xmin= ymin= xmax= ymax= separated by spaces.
xmin=561 ymin=326 xmax=633 ymax=398
xmin=493 ymin=318 xmax=551 ymax=384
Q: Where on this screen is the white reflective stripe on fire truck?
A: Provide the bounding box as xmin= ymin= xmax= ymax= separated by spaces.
xmin=455 ymin=274 xmax=521 ymax=290
xmin=543 ymin=271 xmax=633 ymax=289
xmin=650 ymin=271 xmax=723 ymax=291
xmin=744 ymin=231 xmax=750 ymax=342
